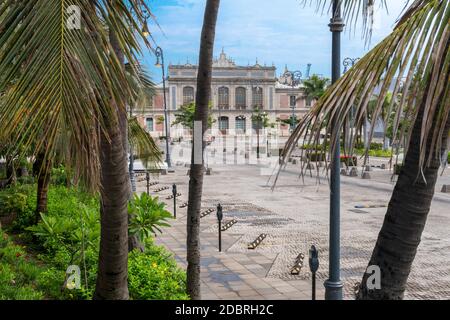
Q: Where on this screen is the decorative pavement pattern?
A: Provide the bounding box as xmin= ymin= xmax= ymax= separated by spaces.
xmin=136 ymin=151 xmax=450 ymax=300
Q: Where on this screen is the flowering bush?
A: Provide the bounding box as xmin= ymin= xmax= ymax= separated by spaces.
xmin=128 ymin=239 xmax=188 ymax=300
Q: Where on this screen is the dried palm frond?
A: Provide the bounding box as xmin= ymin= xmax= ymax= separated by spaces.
xmin=278 ymin=0 xmax=449 ymax=185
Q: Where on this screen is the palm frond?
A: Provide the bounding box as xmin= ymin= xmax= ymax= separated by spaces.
xmin=0 ymin=1 xmax=154 ymax=189
xmin=281 ymin=0 xmax=449 ymax=182
xmin=128 ymin=116 xmax=162 ymax=169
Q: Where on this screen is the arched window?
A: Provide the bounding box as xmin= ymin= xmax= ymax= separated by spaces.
xmin=235 ymin=87 xmax=246 ymax=109
xmin=183 ymin=86 xmax=195 ymax=105
xmin=218 ymin=116 xmax=229 ymax=132
xmin=218 ymin=87 xmax=229 ymax=109
xmin=252 ymin=87 xmax=263 ymax=108
xmin=146 ymin=118 xmax=154 ymax=132
xmin=235 ymin=116 xmax=246 ymax=133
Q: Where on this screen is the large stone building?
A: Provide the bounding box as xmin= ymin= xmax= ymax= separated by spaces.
xmin=136 ymin=50 xmax=312 ymax=138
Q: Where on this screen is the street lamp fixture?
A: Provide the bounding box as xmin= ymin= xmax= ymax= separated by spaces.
xmin=142 ymin=18 xmax=150 ymax=37
xmin=154 ymin=46 xmax=173 ymax=172
xmin=343 ymin=57 xmax=360 ymax=73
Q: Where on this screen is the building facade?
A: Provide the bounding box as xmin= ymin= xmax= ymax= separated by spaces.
xmin=136 ymin=50 xmax=312 ymax=138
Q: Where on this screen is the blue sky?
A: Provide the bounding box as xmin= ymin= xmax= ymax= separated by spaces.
xmin=143 ymin=0 xmax=408 ymax=83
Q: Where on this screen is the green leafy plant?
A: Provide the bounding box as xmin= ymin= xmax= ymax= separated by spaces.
xmin=128 ymin=239 xmax=188 ymax=300
xmin=128 ymin=193 xmax=173 ymax=243
xmin=0 ymin=184 xmax=36 ymax=231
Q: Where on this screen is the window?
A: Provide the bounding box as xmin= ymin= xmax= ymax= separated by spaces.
xmin=235 ymin=117 xmax=246 ymax=133
xmin=235 ymin=87 xmax=246 ymax=109
xmin=252 ymin=87 xmax=263 ymax=108
xmin=183 ymin=86 xmax=195 ymax=105
xmin=218 ymin=116 xmax=229 ymax=131
xmin=146 ymin=118 xmax=154 ymax=131
xmin=218 ymin=87 xmax=229 ymax=109
xmin=290 ymin=96 xmax=297 ymax=108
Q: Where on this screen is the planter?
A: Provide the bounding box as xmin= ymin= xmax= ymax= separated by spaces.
xmin=307 ymin=152 xmax=326 ymax=162
xmin=340 ymin=156 xmax=358 ymax=167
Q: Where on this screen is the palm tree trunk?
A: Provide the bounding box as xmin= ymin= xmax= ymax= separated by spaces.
xmin=5 ymin=154 xmax=16 ymax=186
xmin=94 ymin=29 xmax=130 ymax=300
xmin=357 ymin=92 xmax=450 ymax=300
xmin=186 ymin=0 xmax=220 ymax=300
xmin=34 ymin=152 xmax=51 ymax=223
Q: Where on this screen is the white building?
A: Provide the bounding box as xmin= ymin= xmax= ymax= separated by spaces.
xmin=136 ymin=50 xmax=313 ymax=138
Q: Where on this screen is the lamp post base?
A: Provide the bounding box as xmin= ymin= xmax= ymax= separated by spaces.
xmin=324 ymin=279 xmax=344 ymax=300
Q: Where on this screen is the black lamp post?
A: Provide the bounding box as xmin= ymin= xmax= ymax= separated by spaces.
xmin=309 ymin=246 xmax=319 ymax=301
xmin=155 ymin=46 xmax=173 ymax=172
xmin=217 ymin=204 xmax=223 ymax=252
xmin=172 ymin=184 xmax=177 ymax=218
xmin=325 ymin=0 xmax=345 ymax=301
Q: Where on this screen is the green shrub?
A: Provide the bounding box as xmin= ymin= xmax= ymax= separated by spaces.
xmin=128 ymin=240 xmax=188 ymax=300
xmin=0 ymin=184 xmax=36 ymax=231
xmin=128 ymin=193 xmax=173 ymax=243
xmin=2 ymin=184 xmax=186 ymax=301
xmin=51 ymin=165 xmax=69 ymax=186
xmin=448 ymin=152 xmax=450 ymax=164
xmin=306 ymin=152 xmax=326 ymax=162
xmin=0 ymin=229 xmax=45 ymax=300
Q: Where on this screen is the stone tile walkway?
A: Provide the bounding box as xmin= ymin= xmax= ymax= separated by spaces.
xmin=137 ymin=179 xmax=320 ymax=300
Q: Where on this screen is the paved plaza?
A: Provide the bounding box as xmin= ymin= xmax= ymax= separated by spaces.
xmin=138 ymin=140 xmax=450 ymax=300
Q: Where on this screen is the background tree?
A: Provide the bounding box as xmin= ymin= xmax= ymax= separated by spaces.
xmin=303 ymin=74 xmax=329 ymax=106
xmin=172 ymin=102 xmax=215 ymax=131
xmin=186 ymin=0 xmax=221 ymax=300
xmin=283 ymin=0 xmax=449 ymax=299
xmin=251 ymin=107 xmax=270 ymax=159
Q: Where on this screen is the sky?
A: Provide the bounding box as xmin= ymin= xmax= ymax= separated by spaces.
xmin=143 ymin=0 xmax=409 ymax=83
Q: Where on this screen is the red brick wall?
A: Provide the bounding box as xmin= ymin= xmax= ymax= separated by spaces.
xmin=153 ymin=94 xmax=164 ymax=109
xmin=280 ymin=95 xmax=289 ymax=108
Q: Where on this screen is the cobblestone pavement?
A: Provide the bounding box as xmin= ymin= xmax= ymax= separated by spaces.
xmin=137 ymin=146 xmax=450 ymax=300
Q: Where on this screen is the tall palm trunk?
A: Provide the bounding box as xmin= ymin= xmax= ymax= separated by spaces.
xmin=34 ymin=152 xmax=51 ymax=223
xmin=186 ymin=0 xmax=220 ymax=300
xmin=94 ymin=30 xmax=130 ymax=300
xmin=5 ymin=154 xmax=16 ymax=186
xmin=358 ymin=90 xmax=450 ymax=299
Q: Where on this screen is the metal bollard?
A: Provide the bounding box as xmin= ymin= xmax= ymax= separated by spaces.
xmin=309 ymin=245 xmax=319 ymax=301
xmin=217 ymin=204 xmax=223 ymax=252
xmin=146 ymin=172 xmax=150 ymax=195
xmin=172 ymin=184 xmax=177 ymax=219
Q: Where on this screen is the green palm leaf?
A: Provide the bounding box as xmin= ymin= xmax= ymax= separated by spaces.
xmin=0 ymin=1 xmax=154 ymax=189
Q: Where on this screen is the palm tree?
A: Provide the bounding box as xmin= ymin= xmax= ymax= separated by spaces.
xmin=251 ymin=107 xmax=270 ymax=159
xmin=284 ymin=0 xmax=449 ymax=299
xmin=303 ymin=74 xmax=329 ymax=106
xmin=186 ymin=0 xmax=221 ymax=300
xmin=0 ymin=0 xmax=153 ymax=300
